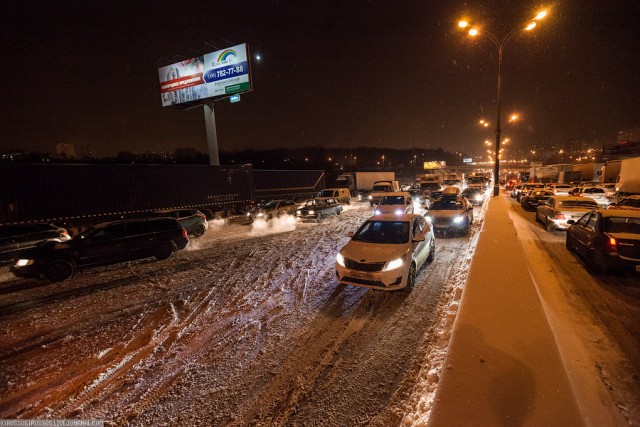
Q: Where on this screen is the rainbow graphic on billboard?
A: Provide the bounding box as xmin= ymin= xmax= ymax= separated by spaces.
xmin=159 ymin=43 xmax=250 ymax=107
xmin=217 ymin=49 xmax=237 ymax=62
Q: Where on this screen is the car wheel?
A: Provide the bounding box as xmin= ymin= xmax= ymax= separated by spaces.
xmin=565 ymin=235 xmax=573 ymax=252
xmin=154 ymin=243 xmax=174 ymax=260
xmin=43 ymin=259 xmax=74 ymax=282
xmin=336 ymin=209 xmax=341 ymax=215
xmin=405 ymin=263 xmax=416 ymax=291
xmin=546 ymin=218 xmax=555 ymax=232
xmin=427 ymin=238 xmax=436 ymax=262
xmin=193 ymin=225 xmax=206 ymax=237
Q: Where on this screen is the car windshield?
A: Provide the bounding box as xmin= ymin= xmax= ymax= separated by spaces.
xmin=372 ymin=184 xmax=391 ymax=191
xmin=461 ymin=189 xmax=480 ymax=196
xmin=305 ymin=200 xmax=324 ymax=207
xmin=430 ymin=198 xmax=464 ymax=210
xmin=380 ymin=196 xmax=405 ymax=205
xmin=604 ymin=217 xmax=640 ymax=234
xmin=317 ymin=190 xmax=334 ymax=197
xmin=618 ymin=199 xmax=640 ymax=208
xmin=583 ymin=188 xmax=604 ymax=194
xmin=352 ymin=220 xmax=409 ymax=244
xmin=420 ymin=183 xmax=440 ymax=190
xmin=557 ymin=200 xmax=598 ymax=209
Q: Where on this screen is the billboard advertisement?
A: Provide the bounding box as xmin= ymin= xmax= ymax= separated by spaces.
xmin=158 ymin=43 xmax=251 ymax=107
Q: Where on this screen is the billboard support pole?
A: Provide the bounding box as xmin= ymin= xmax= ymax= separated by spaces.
xmin=204 ymin=101 xmax=220 ymax=166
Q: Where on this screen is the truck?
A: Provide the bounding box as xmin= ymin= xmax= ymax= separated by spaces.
xmin=0 ymin=164 xmax=326 ymax=225
xmin=571 ymin=162 xmax=603 ymax=182
xmin=368 ymin=180 xmax=400 ymax=206
xmin=599 ymin=160 xmax=622 ymax=183
xmin=335 ymin=171 xmax=395 ymax=193
xmin=614 ymin=156 xmax=640 ymax=200
xmin=558 ymin=170 xmax=583 ymax=184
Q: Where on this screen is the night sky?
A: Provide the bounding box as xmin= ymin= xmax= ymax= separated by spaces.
xmin=2 ymin=0 xmax=639 ymax=158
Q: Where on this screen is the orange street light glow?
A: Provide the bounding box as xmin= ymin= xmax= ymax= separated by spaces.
xmin=525 ymin=22 xmax=537 ymax=31
xmin=458 ymin=21 xmax=469 ymax=28
xmin=468 ymin=28 xmax=479 ymax=36
xmin=535 ymin=10 xmax=548 ymax=20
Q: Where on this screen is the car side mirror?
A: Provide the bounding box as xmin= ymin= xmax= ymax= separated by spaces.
xmin=567 ymin=220 xmax=575 ymax=225
xmin=348 ymin=231 xmax=354 ymax=238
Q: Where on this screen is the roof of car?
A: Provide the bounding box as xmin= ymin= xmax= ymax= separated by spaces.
xmin=380 ymin=192 xmax=411 ymax=197
xmin=368 ymin=213 xmax=420 ymax=221
xmin=600 ymin=208 xmax=640 ymax=218
xmin=552 ymin=196 xmax=598 ymax=202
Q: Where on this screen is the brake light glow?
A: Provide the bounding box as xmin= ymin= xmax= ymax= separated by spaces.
xmin=182 ymin=229 xmax=188 ymax=239
xmin=555 ymin=213 xmax=565 ymax=220
xmin=605 ymin=237 xmax=617 ymax=253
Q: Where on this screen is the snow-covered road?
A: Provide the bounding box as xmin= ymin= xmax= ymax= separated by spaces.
xmin=0 ymin=202 xmax=484 ymax=426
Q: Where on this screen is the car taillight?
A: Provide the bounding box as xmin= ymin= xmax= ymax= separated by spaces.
xmin=555 ymin=213 xmax=565 ymax=220
xmin=182 ymin=229 xmax=188 ymax=239
xmin=199 ymin=213 xmax=206 ymax=220
xmin=605 ymin=237 xmax=617 ymax=254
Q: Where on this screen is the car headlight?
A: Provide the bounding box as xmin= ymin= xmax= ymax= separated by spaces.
xmin=336 ymin=253 xmax=345 ymax=267
xmin=383 ymin=257 xmax=404 ymax=271
xmin=368 ymin=195 xmax=373 ymax=200
xmin=374 ymin=209 xmax=381 ymax=215
xmin=424 ymin=216 xmax=432 ymax=223
xmin=453 ymin=215 xmax=464 ymax=224
xmin=257 ymin=212 xmax=264 ymax=217
xmin=308 ymin=210 xmax=315 ymax=215
xmin=246 ymin=212 xmax=251 ymax=217
xmin=475 ymin=194 xmax=483 ymax=201
xmin=15 ymin=259 xmax=33 ymax=267
xmin=297 ymin=210 xmax=302 ymax=216
xmin=395 ymin=209 xmax=403 ymax=215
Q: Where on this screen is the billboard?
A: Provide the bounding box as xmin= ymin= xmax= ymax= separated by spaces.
xmin=158 ymin=43 xmax=251 ymax=107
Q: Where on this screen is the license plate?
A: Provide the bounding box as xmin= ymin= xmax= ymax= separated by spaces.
xmin=351 ymin=272 xmax=370 ymax=280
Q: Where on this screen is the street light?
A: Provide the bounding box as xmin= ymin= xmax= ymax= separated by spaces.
xmin=458 ymin=9 xmax=549 ymax=196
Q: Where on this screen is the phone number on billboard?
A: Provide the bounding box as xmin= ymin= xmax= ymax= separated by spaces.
xmin=204 ymin=61 xmax=249 ymax=83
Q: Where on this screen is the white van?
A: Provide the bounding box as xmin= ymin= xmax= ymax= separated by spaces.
xmin=317 ymin=188 xmax=352 ymax=204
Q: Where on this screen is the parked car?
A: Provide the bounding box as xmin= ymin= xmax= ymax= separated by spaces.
xmin=425 ymin=195 xmax=474 ymax=236
xmin=408 ymin=189 xmax=426 ymax=206
xmin=535 ymin=196 xmax=598 ymax=231
xmin=520 ymin=189 xmax=554 ymax=211
xmin=335 ymin=214 xmax=435 ymax=291
xmin=610 ymin=195 xmax=640 ymax=210
xmin=374 ymin=192 xmax=414 ymax=215
xmin=600 ymin=183 xmax=617 ymax=200
xmin=296 ymin=198 xmax=342 ymax=221
xmin=245 ymin=199 xmax=298 ymax=222
xmin=546 ymin=183 xmax=574 ymax=196
xmin=517 ymin=183 xmax=546 ymax=202
xmin=0 ymin=223 xmax=71 ymax=262
xmin=510 ymin=183 xmax=524 ymax=199
xmin=316 ymin=188 xmax=352 ymax=204
xmin=10 ymin=218 xmax=189 ymax=281
xmin=461 ymin=187 xmax=486 ymax=206
xmin=572 ymin=186 xmax=610 ymax=207
xmin=152 ymin=209 xmax=208 ymax=237
xmin=566 ymin=208 xmax=640 ymax=274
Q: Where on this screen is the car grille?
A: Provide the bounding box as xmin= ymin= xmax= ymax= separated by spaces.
xmin=433 ymin=217 xmax=454 ymax=227
xmin=342 ymin=276 xmax=402 ymax=288
xmin=344 ymin=258 xmax=385 ymax=272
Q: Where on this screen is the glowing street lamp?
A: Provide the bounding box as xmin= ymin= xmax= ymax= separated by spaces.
xmin=458 ymin=9 xmax=549 ymax=196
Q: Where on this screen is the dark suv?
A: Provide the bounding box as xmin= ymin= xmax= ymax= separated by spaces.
xmin=10 ymin=218 xmax=189 ymax=281
xmin=0 ymin=223 xmax=71 ymax=262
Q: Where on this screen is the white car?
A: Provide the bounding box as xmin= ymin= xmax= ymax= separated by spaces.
xmin=373 ymin=192 xmax=414 ymax=215
xmin=547 ymin=183 xmax=573 ymax=196
xmin=336 ymin=214 xmax=435 ymax=291
xmin=574 ymin=186 xmax=610 ymax=207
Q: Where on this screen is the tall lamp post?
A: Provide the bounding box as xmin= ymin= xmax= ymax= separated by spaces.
xmin=458 ymin=9 xmax=548 ymax=196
